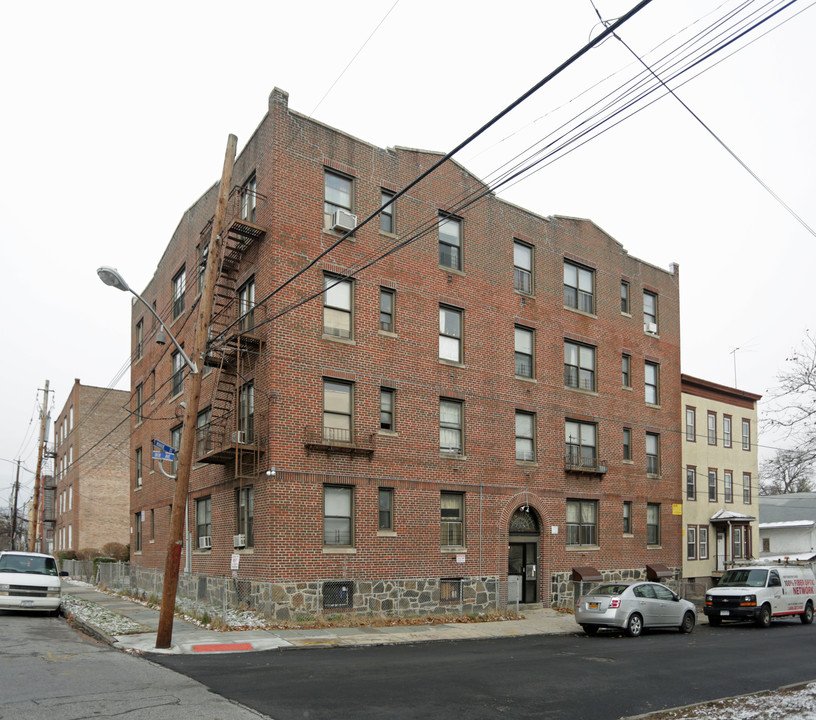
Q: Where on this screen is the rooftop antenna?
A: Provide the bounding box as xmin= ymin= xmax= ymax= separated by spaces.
xmin=730 ymin=347 xmax=740 ymax=388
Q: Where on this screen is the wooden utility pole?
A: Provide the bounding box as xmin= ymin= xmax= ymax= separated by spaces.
xmin=156 ymin=134 xmax=237 ymax=649
xmin=29 ymin=380 xmax=49 ymax=552
xmin=11 ymin=460 xmax=20 ymax=550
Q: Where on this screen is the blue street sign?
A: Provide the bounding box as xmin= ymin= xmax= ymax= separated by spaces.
xmin=153 ymin=439 xmax=176 ymax=454
xmin=152 ymin=450 xmax=176 ymax=461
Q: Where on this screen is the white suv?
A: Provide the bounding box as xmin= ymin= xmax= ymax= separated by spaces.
xmin=0 ymin=550 xmax=65 ymax=613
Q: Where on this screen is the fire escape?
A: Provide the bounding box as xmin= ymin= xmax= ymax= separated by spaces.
xmin=195 ymin=185 xmax=267 ymax=481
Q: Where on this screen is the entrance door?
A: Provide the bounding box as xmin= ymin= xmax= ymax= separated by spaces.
xmin=716 ymin=531 xmax=726 ymax=571
xmin=508 ymin=542 xmax=537 ymax=603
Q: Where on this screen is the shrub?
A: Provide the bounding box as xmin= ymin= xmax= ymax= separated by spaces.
xmin=101 ymin=542 xmax=129 ymax=562
xmin=75 ymin=548 xmax=102 ymax=561
xmin=58 ymin=550 xmax=77 ymax=561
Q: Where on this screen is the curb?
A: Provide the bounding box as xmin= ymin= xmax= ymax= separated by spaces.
xmin=61 ymin=605 xmax=119 ymax=648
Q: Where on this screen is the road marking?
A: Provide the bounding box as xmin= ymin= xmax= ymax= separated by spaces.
xmin=192 ymin=642 xmax=254 ymax=653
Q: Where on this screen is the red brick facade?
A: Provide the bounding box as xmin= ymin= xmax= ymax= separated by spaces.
xmin=130 ymin=88 xmax=682 ymax=609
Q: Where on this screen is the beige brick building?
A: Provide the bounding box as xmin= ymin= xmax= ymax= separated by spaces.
xmin=53 ymin=380 xmax=131 ymax=554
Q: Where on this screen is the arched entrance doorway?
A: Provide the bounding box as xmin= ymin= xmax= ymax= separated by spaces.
xmin=508 ymin=507 xmax=540 ymax=604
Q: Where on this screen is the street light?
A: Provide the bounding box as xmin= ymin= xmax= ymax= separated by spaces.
xmin=96 ymin=266 xmax=198 ymax=374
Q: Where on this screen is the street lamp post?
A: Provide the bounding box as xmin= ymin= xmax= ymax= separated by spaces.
xmin=99 ymin=134 xmax=237 ymax=649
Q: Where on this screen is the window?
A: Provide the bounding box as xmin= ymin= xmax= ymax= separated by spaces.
xmin=238 ymin=277 xmax=255 ymax=333
xmin=238 ymin=381 xmax=254 ymax=443
xmin=196 ymin=407 xmax=211 ymax=458
xmin=686 ymin=466 xmax=696 ymax=500
xmin=708 ymin=469 xmax=717 ymax=502
xmin=566 ymin=499 xmax=598 ymax=546
xmin=171 ymin=350 xmax=184 ymax=397
xmin=196 ymin=497 xmax=211 ymax=549
xmin=439 ymin=306 xmax=463 ymax=363
xmin=743 ymin=472 xmax=752 ymax=504
xmin=647 ymin=503 xmax=661 ymax=545
xmin=241 ymin=173 xmax=257 ymax=223
xmin=236 ymin=486 xmax=254 ymax=547
xmin=622 ymin=354 xmax=631 ymax=388
xmin=440 ymin=399 xmax=463 ymax=455
xmin=197 ymin=242 xmax=207 ymax=295
xmin=379 ymin=288 xmax=395 ymax=332
xmin=763 ymin=537 xmax=770 ymax=553
xmin=324 ymin=170 xmax=352 ymax=229
xmin=742 ymin=419 xmax=751 ymax=450
xmin=699 ymin=526 xmax=709 ymax=559
xmin=136 ymin=319 xmax=143 ymax=360
xmin=707 ymin=411 xmax=717 ymax=445
xmin=723 ymin=415 xmax=732 ymax=447
xmin=170 ymin=425 xmax=182 ymax=476
xmin=686 ymin=407 xmax=696 ymax=442
xmin=438 ymin=215 xmax=462 ymax=270
xmin=643 ymin=290 xmax=658 ymax=332
xmin=623 ymin=427 xmax=632 ymax=461
xmin=378 ymin=488 xmax=393 ymax=531
xmin=150 ymin=509 xmax=155 ymax=542
xmin=513 ymin=241 xmax=533 ymax=294
xmin=646 ymin=432 xmax=660 ymax=475
xmin=380 ymin=387 xmax=394 ymax=432
xmin=172 ymin=267 xmax=186 ymax=320
xmin=733 ymin=526 xmax=745 ymax=559
xmin=441 ymin=492 xmax=464 ymax=546
xmin=323 ymin=379 xmax=352 ymax=443
xmin=323 ymin=275 xmax=353 ymax=339
xmin=687 ymin=526 xmax=697 ymax=560
xmin=565 ymin=420 xmax=597 ymax=468
xmin=564 ymin=341 xmax=595 ymax=391
xmin=515 ymin=411 xmax=535 ymax=462
xmin=324 ymin=486 xmax=353 ymax=546
xmin=135 ymin=447 xmax=143 ymax=488
xmin=724 ymin=471 xmax=733 ymax=503
xmin=564 ymin=261 xmax=594 ymax=313
xmin=621 ymin=281 xmax=630 ymax=314
xmin=515 ymin=326 xmax=534 ymax=378
xmin=645 ymin=361 xmax=659 ymax=404
xmin=135 ymin=383 xmax=143 ymax=423
xmin=134 ymin=513 xmax=142 ymax=552
xmin=623 ymin=501 xmax=632 ymax=534
xmin=380 ymin=190 xmax=395 ymax=233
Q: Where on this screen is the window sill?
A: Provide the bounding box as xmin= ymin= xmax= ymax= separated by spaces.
xmin=622 ymin=459 xmax=634 ymax=465
xmin=438 ymin=358 xmax=465 ymax=368
xmin=647 ymin=473 xmax=662 ymax=480
xmin=564 ymin=306 xmax=597 ymax=319
xmin=169 ymin=391 xmax=184 ymax=403
xmin=323 ymin=228 xmax=355 ymax=240
xmin=622 ymin=385 xmax=633 ymax=391
xmin=378 ymin=330 xmax=397 ymax=338
xmin=564 ymin=386 xmax=598 ymax=397
xmin=193 ymin=549 xmax=212 ymax=554
xmin=377 ymin=530 xmax=397 ymax=537
xmin=233 ymin=547 xmax=254 ymax=554
xmin=515 ymin=375 xmax=536 ymax=383
xmin=646 ymin=402 xmax=662 ymax=409
xmin=566 ymin=545 xmax=600 ymax=552
xmin=621 ymin=311 xmax=632 ymax=318
xmin=439 ymin=453 xmax=467 ymax=460
xmin=441 ymin=547 xmax=466 ymax=553
xmin=379 ymin=230 xmax=398 ymax=239
xmin=135 ymin=485 xmax=143 ymax=492
xmin=647 ymin=545 xmax=663 ymax=550
xmin=322 ymin=547 xmax=357 ymax=554
xmin=516 ymin=460 xmax=538 ymax=467
xmin=322 ymin=334 xmax=357 ymax=346
xmin=514 ymin=290 xmax=536 ymax=300
xmin=378 ymin=430 xmax=398 ymax=437
xmin=623 ymin=533 xmax=634 ymax=538
xmin=644 ymin=331 xmax=661 ymax=339
xmin=439 ymin=265 xmax=465 ymax=277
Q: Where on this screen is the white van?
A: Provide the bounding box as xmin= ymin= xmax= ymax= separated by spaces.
xmin=704 ymin=564 xmax=816 ymax=628
xmin=0 ymin=550 xmax=65 ymax=614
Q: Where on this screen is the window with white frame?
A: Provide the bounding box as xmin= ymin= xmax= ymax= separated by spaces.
xmin=170 ymin=425 xmax=182 ymax=476
xmin=441 ymin=492 xmax=465 ymax=547
xmin=643 ymin=290 xmax=658 ymax=332
xmin=380 ymin=190 xmax=395 ymax=233
xmin=134 ymin=513 xmax=142 ymax=552
xmin=241 ymin=173 xmax=257 ymax=223
xmin=708 ymin=469 xmax=717 ymax=501
xmin=239 ymin=381 xmax=254 ymax=443
xmin=172 ymin=267 xmax=186 ymax=320
xmin=196 ymin=407 xmax=211 ymax=458
xmin=378 ymin=488 xmax=394 ymax=531
xmin=623 ymin=427 xmax=632 ymax=461
xmin=686 ymin=407 xmax=696 ymax=442
xmin=724 ymin=470 xmax=733 ymax=502
xmin=686 ymin=466 xmax=696 ymax=500
xmin=236 ymin=486 xmax=254 ymax=547
xmin=566 ymin=499 xmax=597 ymax=546
xmin=566 ymin=420 xmax=597 ymax=468
xmin=687 ymin=526 xmax=697 ymax=559
xmin=707 ymin=411 xmax=717 ymax=445
xmin=742 ymin=419 xmax=751 ymax=450
xmin=438 ymin=215 xmax=462 ymax=270
xmin=513 ymin=241 xmax=533 ymax=294
xmin=323 ymin=275 xmax=353 ymax=339
xmin=380 ymin=387 xmax=394 ymax=432
xmin=323 ymin=379 xmax=352 ymax=443
xmin=699 ymin=526 xmax=709 ymax=559
xmin=623 ymin=501 xmax=632 ymax=534
xmin=622 ymin=353 xmax=631 ymax=388
xmin=135 ymin=447 xmax=143 ymax=488
xmin=515 ymin=326 xmax=534 ymax=378
xmin=564 ymin=341 xmax=595 ymax=391
xmin=171 ymin=350 xmax=184 ymax=397
xmin=645 ymin=361 xmax=659 ymax=404
xmin=564 ymin=261 xmax=594 ymax=313
xmin=238 ymin=277 xmax=255 ymax=332
xmin=324 ymin=170 xmax=353 ymax=229
xmin=440 ymin=399 xmax=463 ymax=455
xmin=196 ymin=497 xmax=211 ymax=549
xmin=723 ymin=415 xmax=732 ymax=447
xmin=620 ymin=280 xmax=630 ymax=313
xmin=135 ymin=383 xmax=143 ymax=422
xmin=136 ymin=319 xmax=143 ymax=360
xmin=379 ymin=288 xmax=395 ymax=333
xmin=743 ymin=472 xmax=752 ymax=503
xmin=439 ymin=306 xmax=463 ymax=363
xmin=324 ymin=485 xmax=353 ymax=546
xmin=646 ymin=432 xmax=660 ymax=475
xmin=515 ymin=411 xmax=535 ymax=462
xmin=647 ymin=503 xmax=661 ymax=545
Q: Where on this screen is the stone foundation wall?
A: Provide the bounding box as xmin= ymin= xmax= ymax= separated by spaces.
xmin=551 ymin=566 xmax=681 ymax=608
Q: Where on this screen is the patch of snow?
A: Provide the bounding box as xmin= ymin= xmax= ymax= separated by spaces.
xmin=62 ymin=594 xmax=150 ymax=636
xmin=653 ymin=683 xmax=816 ymax=719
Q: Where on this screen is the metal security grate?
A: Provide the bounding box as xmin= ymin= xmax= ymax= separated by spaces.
xmin=323 ymin=580 xmax=354 ymax=609
xmin=440 ymin=578 xmax=461 ymax=603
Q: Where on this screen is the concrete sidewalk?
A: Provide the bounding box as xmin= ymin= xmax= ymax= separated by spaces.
xmin=60 ymin=580 xmax=578 ymax=655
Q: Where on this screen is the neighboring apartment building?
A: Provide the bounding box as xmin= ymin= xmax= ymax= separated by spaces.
xmin=129 ymin=87 xmax=682 ymax=613
xmin=53 ymin=380 xmax=131 ymax=554
xmin=759 ymin=492 xmax=816 ymax=563
xmin=681 ymin=374 xmax=761 ymax=582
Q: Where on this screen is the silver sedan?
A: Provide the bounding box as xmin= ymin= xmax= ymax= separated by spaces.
xmin=575 ymin=581 xmax=697 ymax=637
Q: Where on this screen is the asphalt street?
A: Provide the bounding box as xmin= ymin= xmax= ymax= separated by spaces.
xmin=155 ymin=619 xmax=816 ymax=720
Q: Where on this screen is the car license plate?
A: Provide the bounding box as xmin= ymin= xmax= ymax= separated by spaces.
xmin=589 ymin=602 xmax=599 ymax=610
xmin=720 ymin=610 xmax=729 ymax=616
xmin=20 ymin=600 xmax=34 ymax=608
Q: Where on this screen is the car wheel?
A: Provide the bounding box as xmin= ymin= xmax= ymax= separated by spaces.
xmin=801 ymin=602 xmax=814 ymax=625
xmin=755 ymin=604 xmax=772 ymax=628
xmin=581 ymin=624 xmax=599 ymax=636
xmin=679 ymin=611 xmax=696 ymax=634
xmin=708 ymin=616 xmax=721 ymax=627
xmin=626 ymin=613 xmax=643 ymax=637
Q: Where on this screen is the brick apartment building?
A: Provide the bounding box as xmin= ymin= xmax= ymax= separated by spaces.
xmin=129 ymin=88 xmax=682 ymax=614
xmin=680 ymin=374 xmax=761 ymax=583
xmin=53 ymin=380 xmax=131 ymax=554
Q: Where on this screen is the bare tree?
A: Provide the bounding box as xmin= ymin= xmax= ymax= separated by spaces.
xmin=765 ymin=331 xmax=816 ymax=449
xmin=759 ymin=448 xmax=815 ymax=495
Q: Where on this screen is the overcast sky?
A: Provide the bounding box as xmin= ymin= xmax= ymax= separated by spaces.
xmin=2 ymin=0 xmax=814 ymax=504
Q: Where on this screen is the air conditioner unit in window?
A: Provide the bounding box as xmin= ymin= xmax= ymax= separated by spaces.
xmin=232 ymin=431 xmax=246 ymax=445
xmin=331 ymin=209 xmax=357 ymax=233
xmin=645 ymin=322 xmax=658 ymax=334
xmin=233 ymin=534 xmax=246 ymax=549
xmin=199 ymin=536 xmax=212 ymax=550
